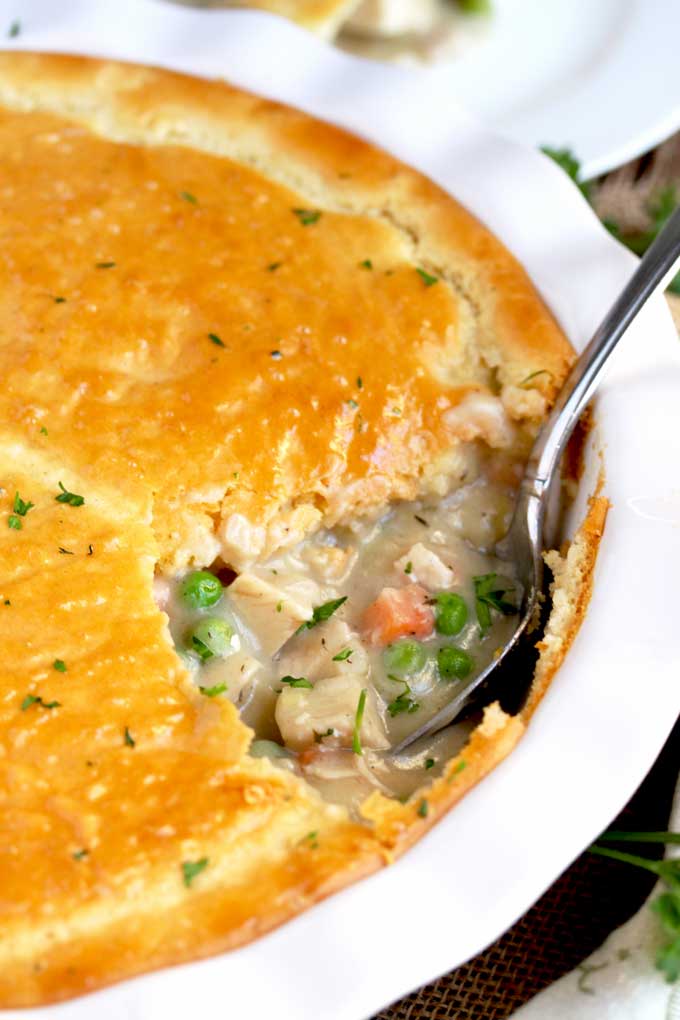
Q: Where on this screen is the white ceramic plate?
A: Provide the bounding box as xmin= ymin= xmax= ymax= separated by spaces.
xmin=4 ymin=4 xmax=680 ymax=1018
xmin=428 ymin=0 xmax=680 ymax=178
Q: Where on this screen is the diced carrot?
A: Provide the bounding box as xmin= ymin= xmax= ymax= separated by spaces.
xmin=299 ymin=746 xmax=322 ymax=768
xmin=361 ymin=584 xmax=434 ymax=647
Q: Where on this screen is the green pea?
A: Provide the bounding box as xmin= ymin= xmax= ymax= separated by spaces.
xmin=189 ymin=617 xmax=236 ymax=661
xmin=437 ymin=646 xmax=473 ymax=680
xmin=434 ymin=593 xmax=467 ymax=636
xmin=383 ymin=639 xmax=427 ymax=677
xmin=180 ymin=570 xmax=223 ymax=610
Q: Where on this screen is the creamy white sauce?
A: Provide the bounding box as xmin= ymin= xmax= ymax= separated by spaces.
xmin=159 ymin=477 xmax=518 ymax=811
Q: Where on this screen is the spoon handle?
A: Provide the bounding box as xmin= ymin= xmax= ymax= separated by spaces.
xmin=528 ymin=204 xmax=680 ymax=493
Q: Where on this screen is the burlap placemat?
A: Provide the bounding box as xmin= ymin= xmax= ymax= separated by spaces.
xmin=376 ymin=134 xmax=680 ymax=1020
xmin=374 ymin=716 xmax=678 ymax=1019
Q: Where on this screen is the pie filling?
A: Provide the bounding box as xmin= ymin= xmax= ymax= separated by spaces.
xmin=156 ymin=473 xmax=520 ymax=810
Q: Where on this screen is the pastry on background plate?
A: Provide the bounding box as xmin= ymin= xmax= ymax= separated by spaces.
xmin=178 ymin=0 xmax=491 ymax=57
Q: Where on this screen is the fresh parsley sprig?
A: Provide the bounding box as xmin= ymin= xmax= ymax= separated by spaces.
xmin=541 ymin=148 xmax=680 ymax=295
xmin=590 ymin=831 xmax=680 ymax=982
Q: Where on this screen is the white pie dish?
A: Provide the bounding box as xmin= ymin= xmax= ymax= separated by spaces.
xmin=5 ymin=5 xmax=680 ymax=1019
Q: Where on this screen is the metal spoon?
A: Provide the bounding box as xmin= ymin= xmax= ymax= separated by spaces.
xmin=392 ymin=205 xmax=680 ymax=756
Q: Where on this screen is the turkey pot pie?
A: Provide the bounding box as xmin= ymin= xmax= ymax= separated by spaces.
xmin=0 ymin=53 xmax=606 ymax=1006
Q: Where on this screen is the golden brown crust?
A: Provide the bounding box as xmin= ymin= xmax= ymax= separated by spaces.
xmin=0 ymin=52 xmax=590 ymax=1005
xmin=0 ymin=51 xmax=574 ymax=571
xmin=522 ymin=488 xmax=609 ymax=720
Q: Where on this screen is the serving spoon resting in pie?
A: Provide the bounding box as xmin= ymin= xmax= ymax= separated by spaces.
xmin=393 ymin=204 xmax=680 ymax=754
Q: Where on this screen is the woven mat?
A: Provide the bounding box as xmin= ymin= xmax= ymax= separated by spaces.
xmin=374 ymin=717 xmax=679 ymax=1019
xmin=376 ymin=134 xmax=680 ymax=1020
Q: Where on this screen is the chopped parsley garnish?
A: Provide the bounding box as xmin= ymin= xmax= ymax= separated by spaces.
xmin=387 ymin=678 xmax=420 ymax=717
xmin=180 ymin=191 xmax=197 ymax=204
xmin=8 ymin=20 xmax=20 ymax=38
xmin=417 ymin=798 xmax=429 ymax=818
xmin=314 ymin=727 xmax=335 ymax=742
xmin=53 ymin=659 xmax=66 ymax=672
xmin=182 ymin=857 xmax=209 ymax=888
xmin=55 ymin=482 xmax=84 ymax=506
xmin=40 ymin=425 xmax=49 ymax=434
xmin=292 ymin=208 xmax=321 ymax=226
xmin=357 ymin=376 xmax=363 ymax=389
xmin=416 ymin=267 xmax=438 ymax=287
xmin=267 ymin=261 xmax=282 ymax=272
xmin=303 ymin=831 xmax=320 ymax=850
xmin=280 ymin=675 xmax=313 ymax=689
xmin=297 ymin=596 xmax=347 ymax=634
xmin=519 ymin=369 xmax=553 ymax=388
xmin=403 ymin=561 xmax=413 ymax=575
xmin=3 ymin=600 xmax=10 ymax=606
xmin=425 ymin=758 xmax=435 ymax=770
xmin=359 ymin=259 xmax=373 ymax=270
xmin=72 ymin=849 xmax=89 ymax=861
xmin=352 ymin=688 xmax=367 ymax=755
xmin=95 ymin=261 xmax=116 ymax=269
xmin=9 ymin=492 xmax=32 ymax=528
xmin=270 ymin=350 xmax=283 ymax=360
xmin=473 ymin=573 xmax=517 ymax=635
xmin=208 ymin=332 xmax=226 ymax=348
xmin=199 ymin=683 xmax=227 ymax=697
xmin=52 ymin=297 xmax=66 ymax=304
xmin=414 ymin=514 xmax=429 ymax=526
xmin=448 ymin=759 xmax=467 ymax=781
xmin=21 ymin=694 xmax=61 ymax=711
xmin=276 ymin=601 xmax=283 ymax=613
xmin=13 ymin=492 xmax=34 ymax=517
xmin=124 ymin=726 xmax=135 ymax=748
xmin=332 ymin=648 xmax=352 ymax=662
xmin=346 ymin=398 xmax=359 ymax=410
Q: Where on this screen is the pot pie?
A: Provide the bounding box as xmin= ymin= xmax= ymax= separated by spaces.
xmin=0 ymin=52 xmax=607 ymax=1006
